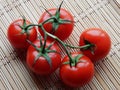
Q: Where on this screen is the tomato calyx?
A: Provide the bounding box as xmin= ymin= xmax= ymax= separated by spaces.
xmin=81 ymin=39 xmax=95 ymax=54
xmin=18 ymin=16 xmax=34 ymax=37
xmin=42 ymin=1 xmax=74 ymax=34
xmin=27 ymin=35 xmax=58 ymax=67
xmin=63 ymin=54 xmax=84 ymax=67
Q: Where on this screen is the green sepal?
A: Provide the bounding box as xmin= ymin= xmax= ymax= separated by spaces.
xmin=62 ymin=54 xmax=83 ymax=67
xmin=26 ymin=39 xmax=39 ymax=51
xmin=18 ymin=16 xmax=33 ymax=37
xmin=32 ymin=53 xmax=42 ymax=67
xmin=71 ymin=54 xmax=83 ymax=67
xmin=74 ymin=54 xmax=83 ymax=63
xmin=22 ymin=16 xmax=27 ymax=27
xmin=90 ymin=46 xmax=95 ymax=55
xmin=50 ymin=1 xmax=64 ymax=33
xmin=63 ymin=61 xmax=70 ymax=65
xmin=77 ymin=60 xmax=86 ymax=63
xmin=46 ymin=19 xmax=54 ymax=25
xmin=26 ymin=25 xmax=33 ymax=31
xmin=51 ymin=22 xmax=59 ymax=34
xmin=59 ymin=19 xmax=74 ymax=24
xmin=83 ymin=39 xmax=92 ymax=49
xmin=38 ymin=33 xmax=43 ymax=47
xmin=83 ymin=39 xmax=95 ymax=54
xmin=42 ymin=53 xmax=52 ymax=68
xmin=46 ymin=41 xmax=55 ymax=50
xmin=20 ymin=29 xmax=26 ymax=34
xmin=44 ymin=8 xmax=53 ymax=17
xmin=32 ymin=52 xmax=52 ymax=68
xmin=46 ymin=50 xmax=60 ymax=54
xmin=55 ymin=1 xmax=63 ymax=19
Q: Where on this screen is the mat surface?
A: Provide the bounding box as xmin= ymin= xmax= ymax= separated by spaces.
xmin=0 ymin=0 xmax=120 ymax=90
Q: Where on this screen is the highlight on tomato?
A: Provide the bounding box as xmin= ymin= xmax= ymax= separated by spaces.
xmin=59 ymin=52 xmax=94 ymax=87
xmin=26 ymin=38 xmax=61 ymax=76
xmin=7 ymin=18 xmax=37 ymax=49
xmin=38 ymin=1 xmax=74 ymax=41
xmin=79 ymin=28 xmax=111 ymax=62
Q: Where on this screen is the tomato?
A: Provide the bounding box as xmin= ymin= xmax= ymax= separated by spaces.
xmin=26 ymin=40 xmax=61 ymax=75
xmin=79 ymin=28 xmax=111 ymax=62
xmin=7 ymin=19 xmax=37 ymax=49
xmin=38 ymin=8 xmax=74 ymax=41
xmin=59 ymin=52 xmax=94 ymax=87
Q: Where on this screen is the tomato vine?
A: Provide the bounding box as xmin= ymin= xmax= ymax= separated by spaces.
xmin=7 ymin=0 xmax=111 ymax=87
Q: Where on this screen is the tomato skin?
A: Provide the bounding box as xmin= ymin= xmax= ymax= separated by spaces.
xmin=38 ymin=8 xmax=74 ymax=41
xmin=7 ymin=19 xmax=37 ymax=49
xmin=59 ymin=52 xmax=94 ymax=87
xmin=26 ymin=40 xmax=61 ymax=75
xmin=79 ymin=28 xmax=111 ymax=62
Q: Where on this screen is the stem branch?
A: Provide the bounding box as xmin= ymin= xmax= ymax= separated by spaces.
xmin=45 ymin=31 xmax=73 ymax=65
xmin=65 ymin=44 xmax=92 ymax=49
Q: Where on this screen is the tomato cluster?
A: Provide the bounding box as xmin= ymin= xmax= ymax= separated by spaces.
xmin=7 ymin=1 xmax=111 ymax=88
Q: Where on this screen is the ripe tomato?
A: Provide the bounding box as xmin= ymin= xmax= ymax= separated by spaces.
xmin=79 ymin=28 xmax=111 ymax=62
xmin=26 ymin=40 xmax=61 ymax=75
xmin=7 ymin=19 xmax=37 ymax=49
xmin=38 ymin=8 xmax=74 ymax=41
xmin=59 ymin=52 xmax=94 ymax=87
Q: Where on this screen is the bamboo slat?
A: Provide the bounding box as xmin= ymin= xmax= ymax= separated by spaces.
xmin=0 ymin=0 xmax=120 ymax=89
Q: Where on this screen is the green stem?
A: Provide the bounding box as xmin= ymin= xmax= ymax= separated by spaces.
xmin=22 ymin=16 xmax=94 ymax=66
xmin=23 ymin=17 xmax=57 ymax=54
xmin=41 ymin=17 xmax=56 ymax=25
xmin=65 ymin=43 xmax=92 ymax=49
xmin=45 ymin=31 xmax=73 ymax=65
xmin=40 ymin=25 xmax=48 ymax=53
xmin=57 ymin=38 xmax=73 ymax=62
xmin=24 ymin=20 xmax=92 ymax=59
xmin=24 ymin=16 xmax=56 ymax=30
xmin=25 ymin=24 xmax=38 ymax=29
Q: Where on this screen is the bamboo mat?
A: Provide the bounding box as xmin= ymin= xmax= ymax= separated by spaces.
xmin=0 ymin=0 xmax=120 ymax=90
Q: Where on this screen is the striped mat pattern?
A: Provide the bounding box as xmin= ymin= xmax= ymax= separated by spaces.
xmin=0 ymin=0 xmax=120 ymax=90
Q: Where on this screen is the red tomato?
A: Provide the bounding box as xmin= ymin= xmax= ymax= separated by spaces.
xmin=26 ymin=40 xmax=61 ymax=75
xmin=79 ymin=28 xmax=111 ymax=62
xmin=38 ymin=8 xmax=74 ymax=41
xmin=7 ymin=19 xmax=37 ymax=49
xmin=59 ymin=52 xmax=94 ymax=87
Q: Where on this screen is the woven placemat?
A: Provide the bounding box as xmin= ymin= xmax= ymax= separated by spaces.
xmin=0 ymin=0 xmax=120 ymax=90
